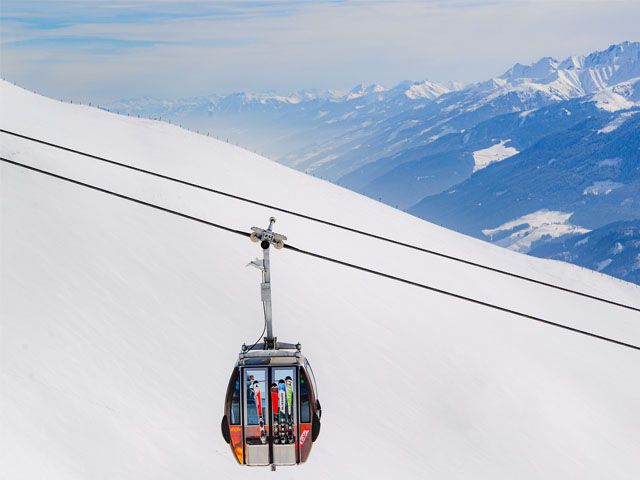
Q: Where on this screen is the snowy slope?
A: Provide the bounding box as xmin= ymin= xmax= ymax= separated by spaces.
xmin=2 ymin=81 xmax=640 ymax=480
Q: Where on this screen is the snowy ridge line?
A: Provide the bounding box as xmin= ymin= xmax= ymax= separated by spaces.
xmin=1 ymin=128 xmax=639 ymax=314
xmin=2 ymin=156 xmax=640 ymax=353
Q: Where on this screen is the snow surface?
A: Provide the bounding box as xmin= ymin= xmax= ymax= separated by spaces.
xmin=596 ymin=259 xmax=613 ymax=272
xmin=2 ymin=82 xmax=640 ymax=480
xmin=482 ymin=210 xmax=590 ymax=253
xmin=500 ymin=42 xmax=640 ymax=101
xmin=472 ymin=140 xmax=519 ymax=172
xmin=612 ymin=243 xmax=625 ymax=255
xmin=583 ymin=180 xmax=624 ymax=196
xmin=346 ymin=83 xmax=385 ymax=100
xmin=591 ymin=89 xmax=636 ymax=112
xmin=403 ymin=81 xmax=450 ymax=100
xmin=597 ymin=111 xmax=639 ymax=133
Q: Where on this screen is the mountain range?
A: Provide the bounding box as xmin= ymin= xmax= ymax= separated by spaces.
xmin=107 ymin=41 xmax=640 ymax=285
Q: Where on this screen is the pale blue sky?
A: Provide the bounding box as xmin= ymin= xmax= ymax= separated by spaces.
xmin=1 ymin=0 xmax=638 ymax=102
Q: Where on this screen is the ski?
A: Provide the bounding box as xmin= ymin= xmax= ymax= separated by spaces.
xmin=285 ymin=376 xmax=295 ymax=444
xmin=277 ymin=380 xmax=287 ymax=444
xmin=271 ymin=382 xmax=280 ymax=443
xmin=252 ymin=380 xmax=267 ymax=444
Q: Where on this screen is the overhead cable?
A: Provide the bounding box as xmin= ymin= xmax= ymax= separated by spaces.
xmin=2 ymin=156 xmax=638 ymax=352
xmin=2 ymin=128 xmax=638 ymax=314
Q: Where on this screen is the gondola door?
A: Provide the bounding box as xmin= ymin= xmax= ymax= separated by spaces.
xmin=243 ymin=367 xmax=270 ymax=466
xmin=242 ymin=366 xmax=299 ymax=467
xmin=270 ymin=366 xmax=297 ymax=465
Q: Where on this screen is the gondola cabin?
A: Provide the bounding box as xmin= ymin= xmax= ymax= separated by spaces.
xmin=221 ymin=342 xmax=321 ymax=467
xmin=223 ymin=218 xmax=322 ymax=469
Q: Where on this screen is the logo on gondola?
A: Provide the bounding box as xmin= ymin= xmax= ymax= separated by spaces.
xmin=300 ymin=430 xmax=309 ymax=445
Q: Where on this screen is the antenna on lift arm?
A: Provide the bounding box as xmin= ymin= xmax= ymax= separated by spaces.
xmin=246 ymin=217 xmax=287 ymax=351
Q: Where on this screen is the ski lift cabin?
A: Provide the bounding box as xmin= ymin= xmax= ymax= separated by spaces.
xmin=221 ymin=218 xmax=321 ymax=469
xmin=221 ymin=342 xmax=321 ymax=467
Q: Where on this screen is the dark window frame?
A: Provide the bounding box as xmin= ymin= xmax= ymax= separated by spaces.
xmin=299 ymin=367 xmax=312 ymax=423
xmin=230 ymin=368 xmax=241 ymax=426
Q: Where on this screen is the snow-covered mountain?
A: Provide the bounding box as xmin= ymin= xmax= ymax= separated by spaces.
xmin=3 ymin=81 xmax=640 ymax=479
xmin=498 ymin=41 xmax=640 ymax=99
xmin=410 ymin=95 xmax=640 ymax=226
xmin=107 ymin=41 xmax=639 ymax=186
xmin=408 ymin=86 xmax=640 ymax=281
xmin=105 ymin=42 xmax=640 ymax=285
xmin=340 ymin=41 xmax=640 ymax=197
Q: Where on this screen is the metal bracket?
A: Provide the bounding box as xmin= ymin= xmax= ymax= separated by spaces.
xmin=247 ymin=259 xmax=265 ymax=271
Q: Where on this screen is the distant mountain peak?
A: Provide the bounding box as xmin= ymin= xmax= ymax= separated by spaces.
xmin=346 ymin=83 xmax=386 ymax=100
xmin=403 ymin=80 xmax=450 ymax=100
xmin=586 ymin=40 xmax=640 ymax=65
xmin=444 ymin=80 xmax=465 ymax=91
xmin=489 ymin=41 xmax=640 ymax=102
xmin=501 ymin=56 xmax=559 ymax=81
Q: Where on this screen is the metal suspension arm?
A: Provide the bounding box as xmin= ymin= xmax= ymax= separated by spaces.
xmin=248 ymin=217 xmax=287 ymax=349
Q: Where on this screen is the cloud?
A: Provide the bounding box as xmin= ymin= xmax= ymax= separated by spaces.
xmin=1 ymin=0 xmax=638 ymax=101
xmin=4 ymin=36 xmax=172 ymax=55
xmin=1 ymin=1 xmax=327 ymax=30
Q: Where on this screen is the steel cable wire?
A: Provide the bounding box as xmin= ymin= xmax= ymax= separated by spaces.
xmin=2 ymin=156 xmax=638 ymax=352
xmin=2 ymin=128 xmax=638 ymax=314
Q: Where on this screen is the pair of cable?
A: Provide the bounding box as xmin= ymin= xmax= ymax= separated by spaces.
xmin=1 ymin=154 xmax=638 ymax=351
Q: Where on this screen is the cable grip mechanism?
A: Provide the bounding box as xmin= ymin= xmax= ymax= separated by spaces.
xmin=250 ymin=216 xmax=287 ymax=250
